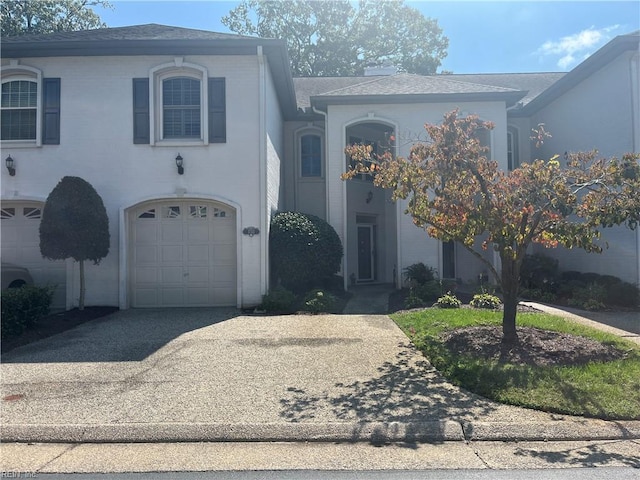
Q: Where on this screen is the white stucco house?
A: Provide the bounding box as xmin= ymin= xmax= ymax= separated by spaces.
xmin=1 ymin=25 xmax=638 ymax=310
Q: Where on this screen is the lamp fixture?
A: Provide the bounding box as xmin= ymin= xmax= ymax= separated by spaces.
xmin=5 ymin=155 xmax=15 ymax=176
xmin=366 ymin=190 xmax=373 ymax=203
xmin=175 ymin=153 xmax=184 ymax=175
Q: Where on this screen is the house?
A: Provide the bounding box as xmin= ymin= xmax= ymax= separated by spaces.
xmin=1 ymin=25 xmax=638 ymax=310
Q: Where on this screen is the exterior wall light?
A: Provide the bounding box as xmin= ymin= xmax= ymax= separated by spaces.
xmin=175 ymin=153 xmax=184 ymax=175
xmin=242 ymin=226 xmax=260 ymax=237
xmin=5 ymin=155 xmax=15 ymax=176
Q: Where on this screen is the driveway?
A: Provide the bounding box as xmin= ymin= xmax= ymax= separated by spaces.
xmin=2 ymin=308 xmax=637 ymax=443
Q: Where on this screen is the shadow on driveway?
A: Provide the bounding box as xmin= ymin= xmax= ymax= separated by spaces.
xmin=1 ymin=308 xmax=239 ymax=363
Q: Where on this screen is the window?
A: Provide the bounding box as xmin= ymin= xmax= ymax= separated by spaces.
xmin=134 ymin=59 xmax=226 ymax=145
xmin=1 ymin=80 xmax=37 ymax=140
xmin=1 ymin=64 xmax=60 ymax=145
xmin=300 ymin=134 xmax=322 ymax=177
xmin=162 ymin=77 xmax=201 ymax=139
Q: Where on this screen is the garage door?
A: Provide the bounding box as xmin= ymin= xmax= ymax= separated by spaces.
xmin=1 ymin=201 xmax=66 ymax=309
xmin=130 ymin=200 xmax=237 ymax=307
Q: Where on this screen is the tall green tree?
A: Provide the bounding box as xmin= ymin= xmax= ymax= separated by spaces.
xmin=1 ymin=0 xmax=111 ymax=37
xmin=40 ymin=176 xmax=110 ymax=310
xmin=345 ymin=110 xmax=640 ymax=345
xmin=223 ymin=0 xmax=448 ymax=76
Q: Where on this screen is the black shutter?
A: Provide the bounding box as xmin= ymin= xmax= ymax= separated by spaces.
xmin=133 ymin=78 xmax=150 ymax=144
xmin=208 ymin=78 xmax=226 ymax=143
xmin=42 ymin=78 xmax=60 ymax=145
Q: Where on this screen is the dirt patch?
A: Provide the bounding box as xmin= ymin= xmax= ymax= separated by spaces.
xmin=1 ymin=306 xmax=118 ymax=354
xmin=443 ymin=325 xmax=628 ymax=366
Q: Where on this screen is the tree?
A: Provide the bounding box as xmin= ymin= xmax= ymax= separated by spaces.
xmin=40 ymin=176 xmax=110 ymax=310
xmin=1 ymin=0 xmax=111 ymax=37
xmin=344 ymin=110 xmax=640 ymax=344
xmin=222 ymin=0 xmax=448 ymax=76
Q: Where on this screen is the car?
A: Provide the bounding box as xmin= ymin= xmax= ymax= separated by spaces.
xmin=1 ymin=262 xmax=34 ymax=289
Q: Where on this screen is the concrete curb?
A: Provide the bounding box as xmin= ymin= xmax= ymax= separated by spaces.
xmin=3 ymin=420 xmax=639 ymax=443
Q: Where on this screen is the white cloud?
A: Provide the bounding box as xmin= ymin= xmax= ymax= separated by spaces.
xmin=534 ymin=25 xmax=622 ymax=70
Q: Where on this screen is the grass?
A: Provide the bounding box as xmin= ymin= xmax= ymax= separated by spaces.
xmin=392 ymin=308 xmax=640 ymax=420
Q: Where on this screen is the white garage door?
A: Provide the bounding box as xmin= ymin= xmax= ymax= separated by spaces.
xmin=130 ymin=200 xmax=237 ymax=307
xmin=1 ymin=201 xmax=66 ymax=309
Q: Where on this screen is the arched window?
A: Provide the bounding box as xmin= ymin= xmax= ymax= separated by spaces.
xmin=300 ymin=133 xmax=322 ymax=177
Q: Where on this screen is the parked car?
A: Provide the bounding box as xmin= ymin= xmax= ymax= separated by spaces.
xmin=1 ymin=263 xmax=34 ymax=289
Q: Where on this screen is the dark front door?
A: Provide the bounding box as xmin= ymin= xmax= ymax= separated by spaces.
xmin=357 ymin=225 xmax=374 ymax=281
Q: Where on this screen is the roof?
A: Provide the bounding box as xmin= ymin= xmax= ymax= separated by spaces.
xmin=0 ymin=23 xmax=258 ymax=43
xmin=1 ymin=24 xmax=299 ymax=119
xmin=299 ymin=73 xmax=527 ymax=110
xmin=514 ymin=31 xmax=640 ymax=116
xmin=442 ymin=73 xmax=566 ymax=106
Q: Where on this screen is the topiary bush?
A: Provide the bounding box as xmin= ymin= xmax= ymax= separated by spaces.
xmin=260 ymin=286 xmax=297 ymax=313
xmin=1 ymin=286 xmax=54 ymax=338
xmin=302 ymin=289 xmax=337 ymax=314
xmin=270 ymin=212 xmax=343 ymax=293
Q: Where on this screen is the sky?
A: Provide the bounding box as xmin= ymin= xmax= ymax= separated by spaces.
xmin=94 ymin=1 xmax=640 ymax=74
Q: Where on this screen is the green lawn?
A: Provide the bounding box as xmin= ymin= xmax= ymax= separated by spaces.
xmin=392 ymin=308 xmax=640 ymax=420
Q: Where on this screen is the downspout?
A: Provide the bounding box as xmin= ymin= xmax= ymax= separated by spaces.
xmin=630 ymin=52 xmax=640 ymax=288
xmin=258 ymin=46 xmax=268 ymax=296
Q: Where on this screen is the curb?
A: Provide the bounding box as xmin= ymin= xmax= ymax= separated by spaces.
xmin=3 ymin=420 xmax=639 ymax=443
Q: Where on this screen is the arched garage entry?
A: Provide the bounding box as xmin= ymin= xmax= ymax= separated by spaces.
xmin=1 ymin=200 xmax=66 ymax=309
xmin=128 ymin=199 xmax=237 ymax=307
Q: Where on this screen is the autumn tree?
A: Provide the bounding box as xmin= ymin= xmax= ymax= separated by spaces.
xmin=40 ymin=176 xmax=110 ymax=310
xmin=1 ymin=0 xmax=111 ymax=37
xmin=345 ymin=110 xmax=640 ymax=344
xmin=222 ymin=0 xmax=448 ymax=76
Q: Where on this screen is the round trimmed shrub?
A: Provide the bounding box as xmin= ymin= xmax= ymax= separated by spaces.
xmin=270 ymin=212 xmax=343 ymax=292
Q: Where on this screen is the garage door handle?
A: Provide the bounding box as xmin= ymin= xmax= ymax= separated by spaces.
xmin=183 ymin=272 xmax=189 ymax=277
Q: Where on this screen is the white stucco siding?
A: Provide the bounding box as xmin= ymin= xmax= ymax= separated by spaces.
xmin=325 ymin=101 xmax=509 ymax=286
xmin=528 ymin=51 xmax=639 ymax=286
xmin=1 ymin=54 xmax=265 ymax=308
xmin=531 ymin=51 xmax=637 ymax=160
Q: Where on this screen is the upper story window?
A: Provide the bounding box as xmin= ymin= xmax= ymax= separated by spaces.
xmin=300 ymin=134 xmax=322 ymax=177
xmin=162 ymin=77 xmax=201 ymax=139
xmin=133 ymin=58 xmax=226 ymax=146
xmin=1 ymin=63 xmax=60 ymax=146
xmin=1 ymin=79 xmax=37 ymax=140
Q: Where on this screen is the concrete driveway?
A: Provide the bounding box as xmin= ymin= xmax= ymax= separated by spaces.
xmin=1 ymin=308 xmax=638 ymax=443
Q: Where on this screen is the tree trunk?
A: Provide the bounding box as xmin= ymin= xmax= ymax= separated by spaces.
xmin=79 ymin=259 xmax=85 ymax=311
xmin=500 ymin=255 xmax=519 ymax=345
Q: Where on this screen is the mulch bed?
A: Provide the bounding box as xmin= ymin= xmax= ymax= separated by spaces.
xmin=1 ymin=306 xmax=118 ymax=354
xmin=442 ymin=325 xmax=628 ymax=366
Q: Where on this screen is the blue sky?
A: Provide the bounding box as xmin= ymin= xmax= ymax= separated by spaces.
xmin=94 ymin=1 xmax=640 ymax=74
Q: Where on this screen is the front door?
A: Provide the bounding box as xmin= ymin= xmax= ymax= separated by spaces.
xmin=357 ymin=224 xmax=375 ymax=281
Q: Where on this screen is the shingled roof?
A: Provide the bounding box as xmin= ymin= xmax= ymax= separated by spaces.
xmin=1 ymin=23 xmax=257 ymax=44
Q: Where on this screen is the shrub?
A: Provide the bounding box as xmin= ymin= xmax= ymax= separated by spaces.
xmin=605 ymin=281 xmax=639 ymax=308
xmin=261 ymin=287 xmax=297 ymax=313
xmin=270 ymin=212 xmax=343 ymax=293
xmin=520 ymin=253 xmax=558 ymax=291
xmin=404 ymin=280 xmax=442 ymax=309
xmin=403 ymin=262 xmax=436 ymax=286
xmin=435 ymin=292 xmax=461 ymax=309
xmin=470 ymin=293 xmax=502 ymax=310
xmin=1 ymin=286 xmax=54 ymax=338
xmin=302 ymin=289 xmax=337 ymax=314
xmin=568 ymin=282 xmax=607 ymax=311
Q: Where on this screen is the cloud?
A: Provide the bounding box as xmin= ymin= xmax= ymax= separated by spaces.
xmin=534 ymin=25 xmax=622 ymax=69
